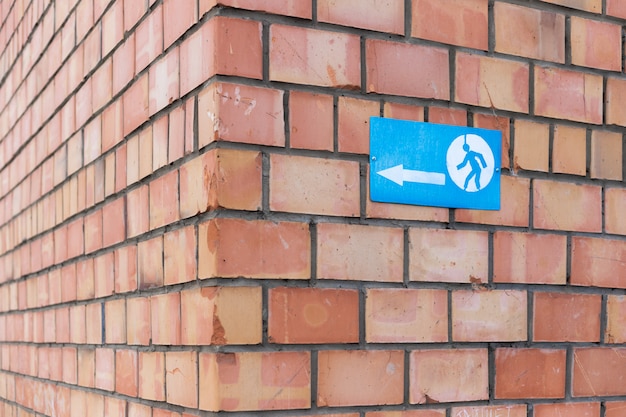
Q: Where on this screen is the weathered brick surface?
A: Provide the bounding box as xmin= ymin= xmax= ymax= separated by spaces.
xmin=1 ymin=0 xmax=625 ymax=415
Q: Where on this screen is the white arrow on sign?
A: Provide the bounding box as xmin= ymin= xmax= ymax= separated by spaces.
xmin=377 ymin=164 xmax=446 ymax=186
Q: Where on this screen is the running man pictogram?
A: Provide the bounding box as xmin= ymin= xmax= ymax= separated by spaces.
xmin=456 ymin=137 xmax=487 ymax=191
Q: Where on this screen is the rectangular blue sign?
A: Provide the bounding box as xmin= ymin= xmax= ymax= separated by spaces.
xmin=370 ymin=117 xmax=501 ymax=210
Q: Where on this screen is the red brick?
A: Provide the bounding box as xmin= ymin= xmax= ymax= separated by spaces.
xmin=270 ymin=25 xmax=359 ymax=88
xmin=126 ymin=297 xmax=150 ymax=345
xmin=124 ymin=0 xmax=145 ymax=30
xmin=198 ymin=218 xmax=310 ymax=279
xmin=606 ymin=402 xmax=626 ymax=417
xmin=428 ymin=107 xmax=467 ymax=126
xmin=270 ymin=154 xmax=359 ymax=217
xmin=199 ymin=351 xmax=311 ymax=411
xmin=366 ymin=288 xmax=447 ymax=343
xmin=269 ymin=287 xmax=358 ymax=344
xmin=318 ymin=223 xmax=403 ymax=282
xmin=138 ymin=351 xmax=165 ymax=401
xmin=534 ymin=66 xmax=603 ymax=124
xmin=181 ymin=286 xmax=262 ymax=345
xmin=104 ymin=299 xmax=126 ymax=344
xmin=138 ymin=127 xmax=154 ymax=180
xmin=607 ymin=188 xmax=626 ymax=236
xmin=207 ymin=0 xmax=312 ymax=18
xmin=151 ymin=292 xmax=180 ymax=345
xmin=114 ymin=245 xmax=137 ymax=293
xmin=607 ymin=77 xmax=626 ymax=127
xmin=163 ymin=0 xmax=196 ymax=48
xmin=495 ymin=3 xmax=564 ymax=62
xmin=452 ymin=290 xmax=527 ymax=342
xmin=138 ymin=236 xmax=164 ymax=289
xmin=366 ymin=39 xmax=449 ymax=100
xmin=92 ymin=58 xmax=112 ymax=113
xmin=179 ymin=149 xmax=262 ymax=218
xmin=95 ymin=348 xmax=115 ymax=391
xmin=534 ymin=292 xmax=600 ymax=342
xmin=197 ymin=82 xmax=284 ymax=148
xmin=69 ymin=305 xmax=86 ymax=344
xmin=537 ymin=403 xmax=601 ymax=417
xmin=149 ymin=48 xmax=179 ymax=115
xmin=541 ymin=0 xmax=600 ymax=12
xmin=78 ymin=348 xmax=95 ymax=387
xmin=318 ymin=0 xmax=403 ymax=34
xmin=135 ymin=5 xmax=163 ymax=73
xmin=533 ymin=180 xmax=601 ymax=232
xmin=409 ymin=228 xmax=488 ymax=283
xmin=455 ymin=53 xmax=529 ymax=113
xmin=514 ymin=120 xmax=550 ymax=172
xmin=607 ymin=0 xmax=626 ymax=18
xmin=552 ymin=125 xmax=587 ymax=176
xmin=337 ymin=96 xmax=379 ymax=154
xmin=318 ymin=350 xmax=403 ymax=407
xmin=102 ymin=99 xmax=124 ymax=152
xmin=412 ymin=0 xmax=487 ymax=50
xmin=571 ymin=16 xmax=621 ymax=71
xmin=573 ymin=348 xmax=626 ymax=396
xmin=163 ymin=226 xmax=196 ymax=286
xmin=85 ymin=303 xmax=102 ymax=344
xmin=94 ymin=252 xmax=115 ymax=298
xmin=169 ymin=106 xmax=185 ymax=163
xmin=116 ymin=349 xmax=138 ymax=397
xmin=571 ymin=236 xmax=626 ymax=288
xmin=452 ymin=406 xmax=527 ymax=417
xmin=127 ymin=185 xmax=149 ymax=238
xmin=368 ymin=412 xmax=445 ymax=417
xmin=102 ymin=0 xmax=123 ymax=56
xmin=289 ymin=91 xmax=333 ymax=151
xmin=153 ymin=116 xmax=169 ymax=171
xmin=495 ymin=348 xmax=565 ymax=399
xmin=166 ymin=351 xmax=197 ymax=408
xmin=149 ymin=170 xmax=179 ymax=230
xmin=102 ymin=197 xmax=125 ymax=247
xmin=366 ymin=180 xmax=449 ymax=222
xmin=410 ymin=349 xmax=488 ymax=404
xmin=493 ymin=232 xmax=567 ymax=284
xmin=124 ymin=74 xmax=149 ymax=136
xmin=590 ymin=130 xmax=622 ymax=180
xmin=63 ymin=347 xmax=78 ymax=384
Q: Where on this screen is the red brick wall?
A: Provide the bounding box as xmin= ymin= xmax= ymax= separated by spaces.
xmin=0 ymin=0 xmax=625 ymax=415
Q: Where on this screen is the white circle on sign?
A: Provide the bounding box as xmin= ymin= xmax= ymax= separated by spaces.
xmin=446 ymin=134 xmax=495 ymax=192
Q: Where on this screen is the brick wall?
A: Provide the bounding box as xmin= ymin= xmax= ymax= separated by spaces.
xmin=0 ymin=0 xmax=625 ymax=416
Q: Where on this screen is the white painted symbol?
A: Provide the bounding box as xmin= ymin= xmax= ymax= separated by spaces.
xmin=446 ymin=134 xmax=495 ymax=192
xmin=377 ymin=164 xmax=446 ymax=186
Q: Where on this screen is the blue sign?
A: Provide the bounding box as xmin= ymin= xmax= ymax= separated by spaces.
xmin=370 ymin=117 xmax=501 ymax=210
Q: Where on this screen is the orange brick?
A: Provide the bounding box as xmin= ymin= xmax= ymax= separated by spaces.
xmin=534 ymin=292 xmax=600 ymax=342
xmin=69 ymin=305 xmax=86 ymax=344
xmin=318 ymin=223 xmax=403 ymax=282
xmin=514 ymin=120 xmax=550 ymax=172
xmin=606 ymin=188 xmax=626 ymax=235
xmin=318 ymin=350 xmax=403 ymax=407
xmin=270 ymin=25 xmax=360 ymax=88
xmin=493 ymin=232 xmax=567 ymax=285
xmin=63 ymin=347 xmax=78 ymax=384
xmin=409 ymin=228 xmax=488 ymax=284
xmin=95 ymin=348 xmax=115 ymax=391
xmin=495 ymin=348 xmax=565 ymax=399
xmin=368 ymin=412 xmax=445 ymax=417
xmin=102 ymin=99 xmax=124 ymax=153
xmin=92 ymin=59 xmax=113 ymax=114
xmin=124 ymin=0 xmax=145 ymax=30
xmin=452 ymin=406 xmax=527 ymax=417
xmin=366 ymin=39 xmax=449 ymax=100
xmin=533 ymin=180 xmax=601 ymax=232
xmin=126 ymin=185 xmax=149 ymax=238
xmin=114 ymin=245 xmax=137 ymax=293
xmin=590 ymin=130 xmax=622 ymax=180
xmin=102 ymin=197 xmax=125 ymax=247
xmin=573 ymin=348 xmax=626 ymax=396
xmin=179 ymin=149 xmax=262 ymax=218
xmin=268 ymin=287 xmax=358 ymax=344
xmin=163 ymin=0 xmax=196 ymax=48
xmin=571 ymin=236 xmax=626 ymax=288
xmin=535 ymin=403 xmax=600 ymax=417
xmin=151 ymin=292 xmax=180 ymax=345
xmin=318 ymin=0 xmax=403 ymax=33
xmin=181 ymin=286 xmax=262 ymax=345
xmin=138 ymin=126 xmax=154 ymax=180
xmin=149 ymin=170 xmax=179 ymax=230
xmin=78 ymin=348 xmax=96 ymax=387
xmin=552 ymin=125 xmax=587 ymax=176
xmin=365 ymin=288 xmax=447 ymax=343
xmin=455 ymin=53 xmax=529 ymax=113
xmin=534 ymin=66 xmax=603 ymax=124
xmin=123 ymin=74 xmax=149 ymax=136
xmin=607 ymin=77 xmax=626 ymax=127
xmin=452 ymin=290 xmax=527 ymax=342
xmin=571 ymin=16 xmax=621 ymax=71
xmin=116 ymin=349 xmax=137 ymax=397
xmin=428 ymin=107 xmax=467 ymax=126
xmin=540 ymin=0 xmax=600 ymax=12
xmin=138 ymin=236 xmax=164 ymax=289
xmin=148 ymin=48 xmax=179 ymax=116
xmin=85 ymin=302 xmax=103 ymax=344
xmin=164 ymin=226 xmax=197 ymax=286
xmin=270 ymin=154 xmax=359 ymax=216
xmin=197 ymin=82 xmax=284 ymax=148
xmin=410 ymin=349 xmax=488 ymax=404
xmin=166 ymin=351 xmax=197 ymax=408
xmin=135 ymin=5 xmax=163 ymax=72
xmin=606 ymin=402 xmax=626 ymax=417
xmin=198 ymin=218 xmax=310 ymax=279
xmin=607 ymin=0 xmax=626 ymax=18
xmin=126 ymin=297 xmax=150 ymax=345
xmin=495 ymin=3 xmax=564 ymax=62
xmin=199 ymin=351 xmax=311 ymax=411
xmin=412 ymin=0 xmax=487 ymax=50
xmin=138 ymin=351 xmax=165 ymax=401
xmin=337 ymin=96 xmax=379 ymax=154
xmin=206 ymin=0 xmax=312 ymax=18
xmin=289 ymin=91 xmax=334 ymax=151
xmin=383 ymin=102 xmax=425 ymax=122
xmin=104 ymin=299 xmax=126 ymax=344
xmin=94 ymin=252 xmax=115 ymax=298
